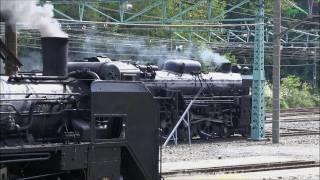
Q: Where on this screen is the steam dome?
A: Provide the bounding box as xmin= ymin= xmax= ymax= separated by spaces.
xmin=163 ymin=59 xmax=201 ymax=74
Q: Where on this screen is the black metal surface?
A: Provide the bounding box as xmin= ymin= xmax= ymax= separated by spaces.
xmin=68 ymin=61 xmax=140 ymax=80
xmin=163 ymin=59 xmax=201 ymax=74
xmin=41 ymin=37 xmax=68 ymax=76
xmin=239 ymin=95 xmax=251 ymax=136
xmin=1 ymin=33 xmax=252 ymax=178
xmin=1 ymin=39 xmax=160 ymax=179
xmin=91 ymin=81 xmax=160 ymax=180
xmin=0 ymin=76 xmax=160 ymax=179
xmin=68 ymin=62 xmax=121 ymax=80
xmin=0 ymin=152 xmax=50 ymax=164
xmin=7 ymin=70 xmax=99 ymax=82
xmin=67 ymin=58 xmax=253 ymax=141
xmin=216 ymin=62 xmax=232 ymax=73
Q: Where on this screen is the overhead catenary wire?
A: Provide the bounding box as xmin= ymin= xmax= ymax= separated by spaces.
xmin=14 ymin=27 xmax=320 ymax=46
xmin=17 ymin=44 xmax=318 ymax=61
xmin=1 ymin=6 xmax=319 ymax=61
xmin=56 ymin=19 xmax=264 ymax=27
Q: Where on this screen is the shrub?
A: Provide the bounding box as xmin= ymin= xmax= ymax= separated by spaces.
xmin=264 ymin=75 xmax=319 ymax=109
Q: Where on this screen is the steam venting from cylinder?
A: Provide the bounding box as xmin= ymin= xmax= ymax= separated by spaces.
xmin=41 ymin=37 xmax=68 ymax=76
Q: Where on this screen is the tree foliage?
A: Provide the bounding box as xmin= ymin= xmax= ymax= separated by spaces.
xmin=265 ymin=76 xmax=320 ymax=109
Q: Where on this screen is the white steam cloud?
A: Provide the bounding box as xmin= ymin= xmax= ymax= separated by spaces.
xmin=200 ymin=48 xmax=229 ymax=67
xmin=0 ymin=0 xmax=67 ymax=37
xmin=70 ymin=30 xmax=195 ymax=66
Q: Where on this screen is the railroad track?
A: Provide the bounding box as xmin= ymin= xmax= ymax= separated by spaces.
xmin=266 ymin=112 xmax=319 ymax=118
xmin=265 ymin=117 xmax=320 ymax=123
xmin=265 ymin=128 xmax=320 ymax=137
xmin=183 ymin=136 xmax=246 ymax=144
xmin=181 ymin=127 xmax=320 ymax=144
xmin=265 ymin=131 xmax=320 ymax=137
xmin=167 ymin=107 xmax=319 ymax=143
xmin=192 ymin=128 xmax=320 ymax=143
xmin=265 ymin=107 xmax=319 ymax=119
xmin=265 ymin=107 xmax=319 ymax=113
xmin=264 ymin=108 xmax=319 ymax=136
xmin=161 ymin=160 xmax=320 ymax=177
xmin=265 ymin=107 xmax=319 ymax=123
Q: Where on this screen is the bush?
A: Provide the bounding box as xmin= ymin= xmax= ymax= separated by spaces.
xmin=284 ymin=89 xmax=316 ymax=108
xmin=280 ymin=97 xmax=289 ymax=109
xmin=281 ymin=76 xmax=317 ymax=108
xmin=264 ymin=75 xmax=319 ymax=109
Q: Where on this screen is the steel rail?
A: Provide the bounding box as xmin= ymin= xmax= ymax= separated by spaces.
xmin=265 ymin=131 xmax=320 ymax=137
xmin=265 ymin=118 xmax=320 ymax=123
xmin=162 ymin=160 xmax=320 ymax=177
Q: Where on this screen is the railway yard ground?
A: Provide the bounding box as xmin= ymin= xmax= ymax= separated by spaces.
xmin=161 ymin=108 xmax=320 ymax=179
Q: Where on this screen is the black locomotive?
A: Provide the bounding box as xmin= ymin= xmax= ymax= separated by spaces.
xmin=68 ymin=56 xmax=252 ymax=142
xmin=142 ymin=60 xmax=252 ymax=141
xmin=0 ymin=38 xmax=160 ymax=180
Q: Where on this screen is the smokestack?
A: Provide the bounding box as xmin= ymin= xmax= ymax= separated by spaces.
xmin=41 ymin=37 xmax=68 ymax=76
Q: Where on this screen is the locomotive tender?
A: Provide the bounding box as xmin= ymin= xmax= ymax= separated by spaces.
xmin=69 ymin=56 xmax=252 ymax=141
xmin=0 ymin=38 xmax=160 ymax=180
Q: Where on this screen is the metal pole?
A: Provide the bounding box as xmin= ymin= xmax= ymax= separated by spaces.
xmin=79 ymin=2 xmax=85 ymax=22
xmin=163 ymin=87 xmax=204 ymax=147
xmin=272 ymin=0 xmax=281 ymax=144
xmin=119 ymin=0 xmax=126 ymax=22
xmin=161 ymin=0 xmax=167 ymax=23
xmin=208 ymin=0 xmax=212 ymax=42
xmin=4 ymin=22 xmax=18 ymax=75
xmin=250 ymin=0 xmax=265 ymax=140
xmin=313 ymin=60 xmax=318 ymax=94
xmin=208 ymin=0 xmax=212 ymax=21
xmin=187 ymin=112 xmax=191 ymax=145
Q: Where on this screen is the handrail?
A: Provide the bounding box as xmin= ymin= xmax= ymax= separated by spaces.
xmin=162 ymin=87 xmax=204 ymax=147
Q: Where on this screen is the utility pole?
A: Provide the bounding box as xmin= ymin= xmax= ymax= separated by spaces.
xmin=313 ymin=60 xmax=318 ymax=94
xmin=251 ymin=0 xmax=265 ymax=140
xmin=272 ymin=0 xmax=281 ymax=144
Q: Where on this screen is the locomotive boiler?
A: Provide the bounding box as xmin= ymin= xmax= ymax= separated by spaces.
xmin=0 ymin=38 xmax=160 ymax=180
xmin=142 ymin=59 xmax=252 ymax=140
xmin=68 ymin=57 xmax=252 ymax=142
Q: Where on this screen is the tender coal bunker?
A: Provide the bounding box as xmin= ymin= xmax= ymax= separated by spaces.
xmin=41 ymin=37 xmax=68 ymax=76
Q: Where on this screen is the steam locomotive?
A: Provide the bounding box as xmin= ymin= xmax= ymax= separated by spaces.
xmin=68 ymin=56 xmax=252 ymax=141
xmin=0 ymin=38 xmax=160 ymax=180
